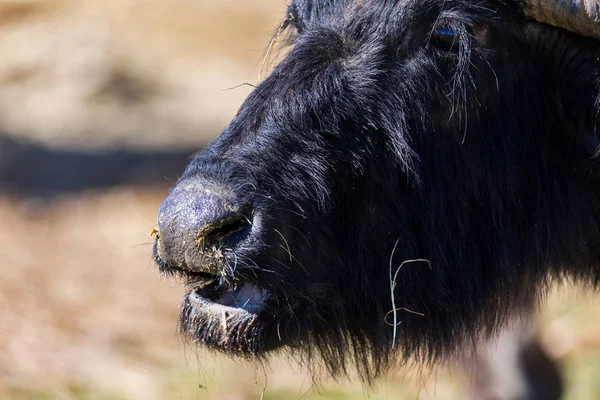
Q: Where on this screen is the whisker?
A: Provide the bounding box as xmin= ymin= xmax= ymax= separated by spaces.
xmin=274 ymin=228 xmax=293 ymax=262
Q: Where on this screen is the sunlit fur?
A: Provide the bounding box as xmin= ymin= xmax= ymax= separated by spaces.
xmin=155 ymin=0 xmax=600 ymax=382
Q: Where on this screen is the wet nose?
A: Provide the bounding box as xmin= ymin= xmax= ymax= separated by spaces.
xmin=156 ymin=182 xmax=250 ymax=272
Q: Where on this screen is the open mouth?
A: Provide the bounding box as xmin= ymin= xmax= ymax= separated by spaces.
xmin=177 ymin=268 xmax=278 ymax=354
xmin=188 ymin=278 xmax=270 ymax=316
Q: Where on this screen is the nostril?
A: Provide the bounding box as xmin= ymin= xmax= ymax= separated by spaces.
xmin=196 ymin=214 xmax=251 ymax=250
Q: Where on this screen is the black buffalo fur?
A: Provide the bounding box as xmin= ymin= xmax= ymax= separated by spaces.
xmin=155 ymin=0 xmax=600 ymax=382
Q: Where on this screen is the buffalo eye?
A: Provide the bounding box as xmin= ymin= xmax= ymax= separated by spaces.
xmin=429 ymin=22 xmax=475 ymax=54
xmin=430 ymin=26 xmax=461 ymax=53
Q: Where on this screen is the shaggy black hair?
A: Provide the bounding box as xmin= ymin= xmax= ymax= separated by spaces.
xmin=154 ymin=0 xmax=600 ymax=383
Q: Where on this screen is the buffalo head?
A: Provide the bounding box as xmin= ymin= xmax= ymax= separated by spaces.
xmin=153 ymin=0 xmax=600 ymax=380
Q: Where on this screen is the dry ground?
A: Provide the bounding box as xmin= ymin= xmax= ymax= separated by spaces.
xmin=1 ymin=1 xmax=600 ymax=399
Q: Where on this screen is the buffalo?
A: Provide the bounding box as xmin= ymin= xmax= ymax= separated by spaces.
xmin=153 ymin=0 xmax=600 ymax=391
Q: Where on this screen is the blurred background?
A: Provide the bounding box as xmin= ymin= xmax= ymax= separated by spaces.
xmin=0 ymin=1 xmax=599 ymax=399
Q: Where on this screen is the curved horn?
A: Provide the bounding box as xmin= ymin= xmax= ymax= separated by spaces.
xmin=523 ymin=0 xmax=600 ymax=39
